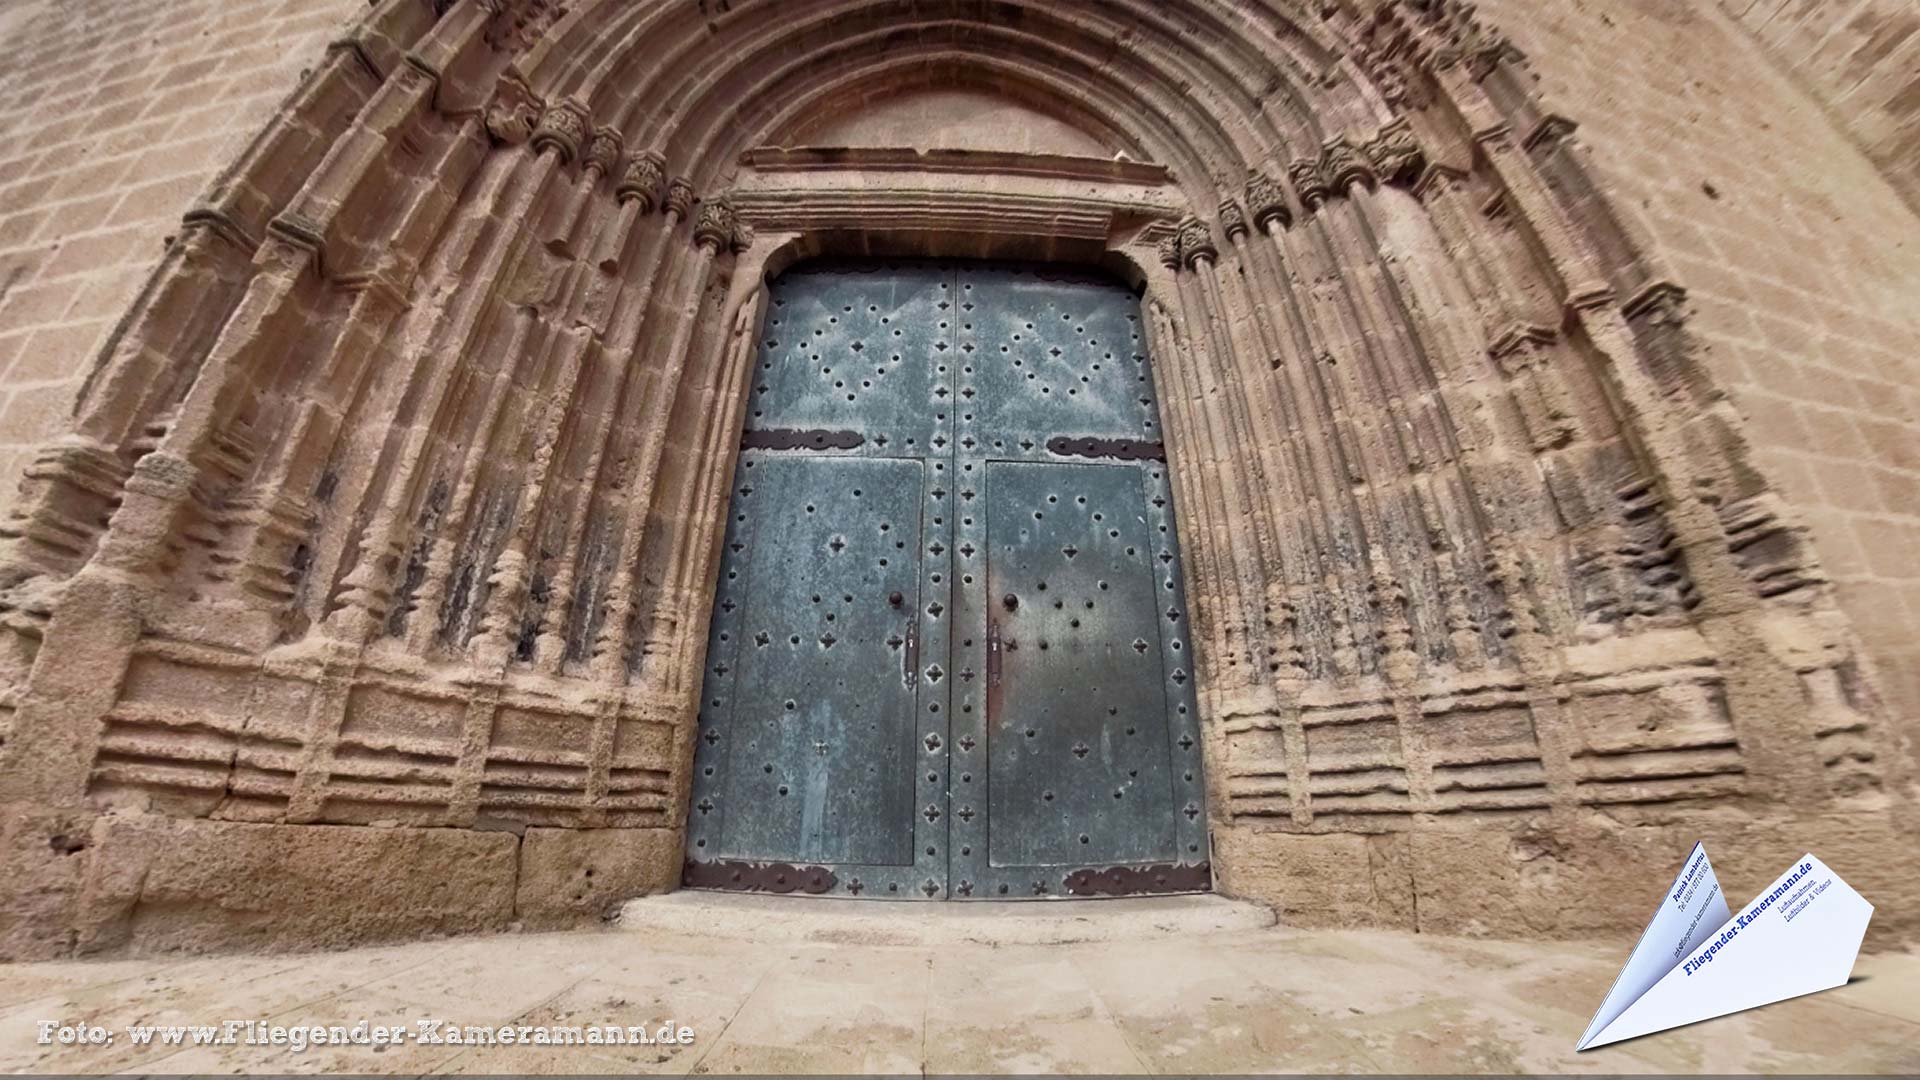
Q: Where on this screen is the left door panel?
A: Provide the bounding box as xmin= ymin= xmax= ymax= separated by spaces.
xmin=688 ymin=454 xmax=934 ymax=892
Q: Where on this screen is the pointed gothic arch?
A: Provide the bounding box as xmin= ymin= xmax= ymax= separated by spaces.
xmin=0 ymin=0 xmax=1903 ymax=954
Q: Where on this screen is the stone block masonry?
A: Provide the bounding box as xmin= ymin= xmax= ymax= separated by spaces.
xmin=2 ymin=811 xmax=679 ymax=957
xmin=0 ymin=0 xmax=366 ymax=506
xmin=1720 ymin=0 xmax=1920 ymax=210
xmin=0 ymin=0 xmax=1912 ymax=960
xmin=1476 ymin=0 xmax=1920 ymax=758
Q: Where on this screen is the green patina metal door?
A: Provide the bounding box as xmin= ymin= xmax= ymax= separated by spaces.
xmin=685 ymin=260 xmax=1207 ymax=900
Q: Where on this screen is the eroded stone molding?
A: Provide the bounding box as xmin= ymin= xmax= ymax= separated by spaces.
xmin=0 ymin=0 xmax=1907 ymax=957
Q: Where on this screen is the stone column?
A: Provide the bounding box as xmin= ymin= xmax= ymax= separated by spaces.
xmin=592 ymin=182 xmax=728 ymax=684
xmin=530 ymin=150 xmax=671 ymax=672
xmin=325 ymin=107 xmax=579 ymax=647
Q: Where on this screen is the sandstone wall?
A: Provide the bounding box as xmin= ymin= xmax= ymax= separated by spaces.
xmin=3 ymin=10 xmax=1915 ymax=744
xmin=0 ymin=0 xmax=1911 ymax=959
xmin=1719 ymin=0 xmax=1920 ymax=208
xmin=5 ymin=811 xmax=678 ymax=956
xmin=0 ymin=0 xmax=364 ymax=508
xmin=1476 ymin=0 xmax=1920 ymax=743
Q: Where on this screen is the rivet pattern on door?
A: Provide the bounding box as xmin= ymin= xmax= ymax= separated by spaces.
xmin=687 ymin=260 xmax=1207 ymax=899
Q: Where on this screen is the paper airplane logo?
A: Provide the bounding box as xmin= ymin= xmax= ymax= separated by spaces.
xmin=1576 ymin=843 xmax=1874 ymax=1050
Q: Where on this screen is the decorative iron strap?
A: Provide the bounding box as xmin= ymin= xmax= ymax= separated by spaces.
xmin=683 ymin=858 xmax=839 ymax=894
xmin=1046 ymin=435 xmax=1166 ymax=462
xmin=1062 ymin=861 xmax=1211 ymax=896
xmin=740 ymin=428 xmax=864 ymax=451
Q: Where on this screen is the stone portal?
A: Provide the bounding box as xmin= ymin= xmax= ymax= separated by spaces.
xmin=0 ymin=0 xmax=1908 ymax=958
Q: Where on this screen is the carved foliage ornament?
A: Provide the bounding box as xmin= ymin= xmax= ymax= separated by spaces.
xmin=583 ymin=125 xmax=623 ymax=177
xmin=1176 ymin=216 xmax=1217 ymax=268
xmin=1364 ymin=119 xmax=1426 ymax=186
xmin=1218 ymin=197 xmax=1249 ymax=241
xmin=617 ymin=150 xmax=666 ymax=210
xmin=693 ymin=198 xmax=737 ymax=251
xmin=1363 ymin=0 xmax=1515 ymax=79
xmin=1288 ymin=156 xmax=1329 ymax=209
xmin=1245 ymin=171 xmax=1292 ymax=231
xmin=1283 ymin=121 xmax=1427 ymax=210
xmin=1321 ymin=135 xmax=1376 ymax=193
xmin=1156 ymin=233 xmax=1182 ymax=269
xmin=664 ymin=176 xmax=695 ymax=219
xmin=531 ymin=98 xmax=590 ymax=163
xmin=482 ymin=74 xmax=541 ymax=146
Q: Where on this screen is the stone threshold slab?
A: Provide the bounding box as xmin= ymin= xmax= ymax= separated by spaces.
xmin=616 ymin=890 xmax=1275 ymax=946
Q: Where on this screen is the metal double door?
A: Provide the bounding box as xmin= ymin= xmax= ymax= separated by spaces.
xmin=686 ymin=261 xmax=1207 ymax=900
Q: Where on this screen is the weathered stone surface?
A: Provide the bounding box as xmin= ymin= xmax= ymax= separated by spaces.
xmin=0 ymin=0 xmax=1909 ymax=957
xmin=516 ymin=827 xmax=679 ymax=926
xmin=1217 ymin=811 xmax=1920 ymax=950
xmin=1713 ymin=0 xmax=1920 ymax=210
xmin=1472 ymin=0 xmax=1920 ymax=744
xmin=1404 ymin=825 xmax=1672 ymax=940
xmin=0 ymin=0 xmax=366 ymax=499
xmin=73 ymin=819 xmax=518 ymax=955
xmin=0 ymin=808 xmax=96 ymax=961
xmin=8 ymin=910 xmax=1920 ymax=1074
xmin=1213 ymin=829 xmax=1415 ymax=931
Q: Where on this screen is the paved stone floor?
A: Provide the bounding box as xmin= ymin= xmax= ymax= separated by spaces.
xmin=1 ymin=895 xmax=1916 ymax=1075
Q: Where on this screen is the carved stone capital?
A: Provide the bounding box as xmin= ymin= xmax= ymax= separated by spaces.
xmin=616 ymin=150 xmax=666 ymax=210
xmin=480 ymin=0 xmax=568 ymax=52
xmin=1287 ymin=156 xmax=1329 ymax=210
xmin=1364 ymin=118 xmax=1426 ymax=186
xmin=1411 ymin=160 xmax=1469 ymax=201
xmin=582 ymin=125 xmax=623 ymax=178
xmin=1176 ymin=216 xmax=1216 ymax=267
xmin=482 ymin=74 xmax=540 ymax=146
xmin=1245 ymin=171 xmax=1292 ymax=231
xmin=1343 ymin=0 xmax=1521 ymax=110
xmin=1156 ymin=233 xmax=1182 ymax=270
xmin=1622 ymin=280 xmax=1688 ymax=321
xmin=1374 ymin=61 xmax=1414 ymax=109
xmin=1521 ymin=114 xmax=1578 ymax=154
xmin=1321 ymin=135 xmax=1376 ymax=193
xmin=1488 ymin=322 xmax=1557 ymax=361
xmin=124 ymin=450 xmax=197 ymax=500
xmin=1217 ymin=197 xmax=1248 ymax=241
xmin=530 ymin=97 xmax=590 ymax=163
xmin=693 ymin=197 xmax=736 ymax=251
xmin=664 ymin=176 xmax=695 ymax=219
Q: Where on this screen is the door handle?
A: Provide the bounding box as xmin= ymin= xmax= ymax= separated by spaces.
xmin=904 ymin=616 xmax=918 ymax=688
xmin=987 ymin=615 xmax=1001 ymax=689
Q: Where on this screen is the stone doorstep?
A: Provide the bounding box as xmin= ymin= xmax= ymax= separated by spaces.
xmin=616 ymin=890 xmax=1276 ymax=946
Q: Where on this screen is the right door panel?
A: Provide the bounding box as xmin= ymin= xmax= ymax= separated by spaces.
xmin=983 ymin=461 xmax=1179 ymax=872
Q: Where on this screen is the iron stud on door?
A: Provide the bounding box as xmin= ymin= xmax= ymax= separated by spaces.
xmin=687 ymin=261 xmax=1206 ymax=899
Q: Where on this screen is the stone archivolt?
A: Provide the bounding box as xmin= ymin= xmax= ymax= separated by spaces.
xmin=0 ymin=0 xmax=1906 ymax=955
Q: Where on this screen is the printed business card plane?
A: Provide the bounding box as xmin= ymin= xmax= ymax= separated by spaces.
xmin=1576 ymin=843 xmax=1874 ymax=1050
